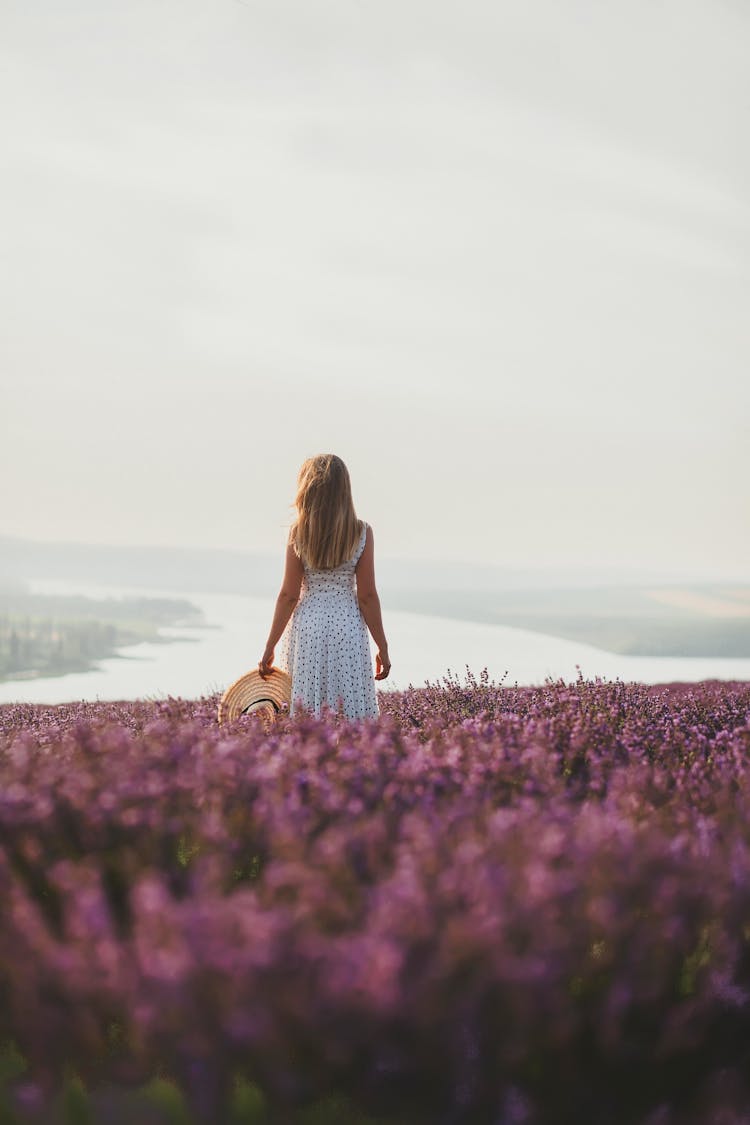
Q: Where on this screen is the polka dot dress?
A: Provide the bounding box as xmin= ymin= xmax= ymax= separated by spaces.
xmin=278 ymin=520 xmax=379 ymax=719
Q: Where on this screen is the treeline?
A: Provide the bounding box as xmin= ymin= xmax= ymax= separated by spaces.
xmin=0 ymin=591 xmax=204 ymax=682
xmin=0 ymin=616 xmax=122 ymax=680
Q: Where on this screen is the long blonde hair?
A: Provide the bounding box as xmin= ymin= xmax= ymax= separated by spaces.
xmin=289 ymin=454 xmax=361 ymax=570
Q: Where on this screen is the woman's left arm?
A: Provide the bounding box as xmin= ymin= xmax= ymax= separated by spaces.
xmin=259 ymin=542 xmax=304 ymax=676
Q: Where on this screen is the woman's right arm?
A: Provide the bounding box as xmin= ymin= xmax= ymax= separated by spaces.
xmin=259 ymin=541 xmax=304 ymax=677
xmin=355 ymin=524 xmax=391 ymax=680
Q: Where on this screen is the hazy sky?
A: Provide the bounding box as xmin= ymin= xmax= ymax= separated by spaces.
xmin=2 ymin=0 xmax=749 ymax=580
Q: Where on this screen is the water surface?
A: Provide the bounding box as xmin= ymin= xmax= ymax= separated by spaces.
xmin=1 ymin=579 xmax=748 ymax=705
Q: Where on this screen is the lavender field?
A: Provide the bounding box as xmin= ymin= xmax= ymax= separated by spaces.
xmin=2 ymin=671 xmax=750 ymax=1124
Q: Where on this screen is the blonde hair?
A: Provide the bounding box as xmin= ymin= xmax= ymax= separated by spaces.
xmin=289 ymin=454 xmax=362 ymax=570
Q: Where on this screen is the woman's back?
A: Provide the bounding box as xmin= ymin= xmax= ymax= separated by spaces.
xmin=259 ymin=453 xmax=390 ymax=717
xmin=278 ymin=520 xmax=379 ymax=718
xmin=299 ymin=519 xmax=366 ymax=598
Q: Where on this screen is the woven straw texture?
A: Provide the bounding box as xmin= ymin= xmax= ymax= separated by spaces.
xmin=217 ymin=667 xmax=292 ymax=726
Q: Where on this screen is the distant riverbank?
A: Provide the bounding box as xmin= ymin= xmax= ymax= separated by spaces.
xmin=0 ymin=584 xmax=206 ymax=683
xmin=386 ymin=583 xmax=750 ymax=658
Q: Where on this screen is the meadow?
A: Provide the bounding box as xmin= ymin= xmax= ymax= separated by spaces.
xmin=1 ymin=670 xmax=750 ymax=1124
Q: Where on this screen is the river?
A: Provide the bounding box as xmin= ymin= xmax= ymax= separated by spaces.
xmin=1 ymin=578 xmax=748 ymax=705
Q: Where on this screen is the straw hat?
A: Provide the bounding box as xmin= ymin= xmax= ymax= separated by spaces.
xmin=217 ymin=666 xmax=292 ymax=726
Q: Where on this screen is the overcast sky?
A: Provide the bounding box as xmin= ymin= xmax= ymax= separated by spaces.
xmin=2 ymin=0 xmax=748 ymax=582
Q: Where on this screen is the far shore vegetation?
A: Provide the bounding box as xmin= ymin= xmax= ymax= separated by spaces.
xmin=0 ymin=587 xmax=206 ymax=683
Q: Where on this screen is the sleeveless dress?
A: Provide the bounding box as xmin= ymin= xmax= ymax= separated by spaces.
xmin=277 ymin=520 xmax=380 ymax=719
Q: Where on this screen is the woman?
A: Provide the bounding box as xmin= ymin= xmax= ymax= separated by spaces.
xmin=259 ymin=454 xmax=390 ymax=718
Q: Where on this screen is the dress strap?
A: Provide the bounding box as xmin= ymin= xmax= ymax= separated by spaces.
xmin=353 ymin=520 xmax=368 ymax=563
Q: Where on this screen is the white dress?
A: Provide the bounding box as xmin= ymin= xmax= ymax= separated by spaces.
xmin=278 ymin=520 xmax=380 ymax=719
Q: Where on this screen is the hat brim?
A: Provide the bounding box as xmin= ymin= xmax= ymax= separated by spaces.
xmin=218 ymin=667 xmax=292 ymax=726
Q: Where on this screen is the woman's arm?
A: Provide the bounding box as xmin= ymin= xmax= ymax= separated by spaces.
xmin=259 ymin=541 xmax=304 ymax=677
xmin=355 ymin=524 xmax=391 ymax=680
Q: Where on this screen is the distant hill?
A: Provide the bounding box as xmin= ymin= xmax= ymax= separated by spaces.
xmin=0 ymin=536 xmax=281 ymax=597
xmin=0 ymin=533 xmax=737 ymax=597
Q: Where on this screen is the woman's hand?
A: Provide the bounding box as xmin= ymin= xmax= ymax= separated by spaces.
xmin=375 ymin=649 xmax=391 ymax=680
xmin=259 ymin=645 xmax=275 ymax=678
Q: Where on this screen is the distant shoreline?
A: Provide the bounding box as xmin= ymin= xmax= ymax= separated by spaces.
xmin=0 ymin=588 xmax=205 ymax=684
xmin=385 ymin=585 xmax=750 ymax=659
